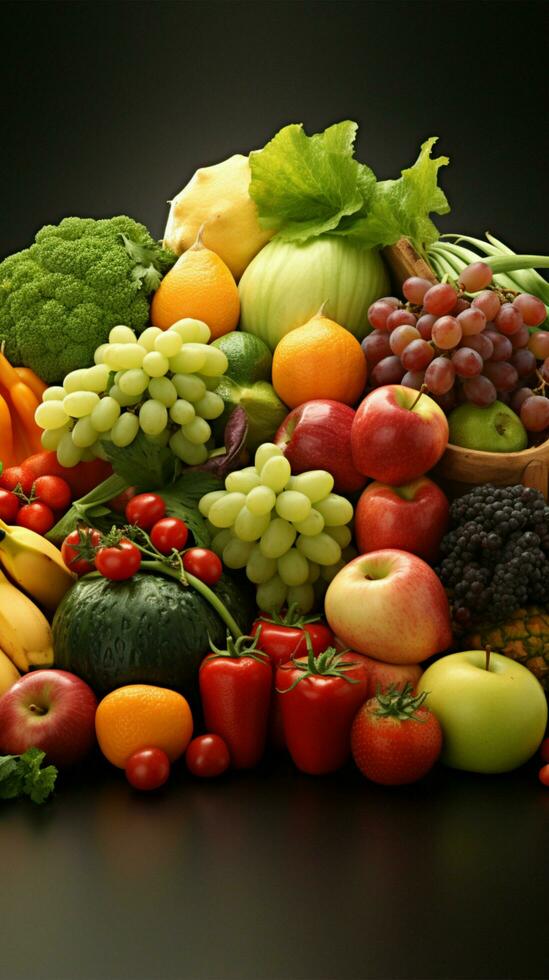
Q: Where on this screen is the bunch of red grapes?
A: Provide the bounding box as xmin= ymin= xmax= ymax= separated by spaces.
xmin=362 ymin=261 xmax=549 ymax=435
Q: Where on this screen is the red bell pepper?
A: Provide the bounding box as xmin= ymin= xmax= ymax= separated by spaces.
xmin=275 ymin=638 xmax=369 ymax=775
xmin=199 ymin=632 xmax=273 ymax=770
xmin=251 ymin=606 xmax=335 ymax=752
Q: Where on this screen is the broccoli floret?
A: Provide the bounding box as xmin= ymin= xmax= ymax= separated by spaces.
xmin=0 ymin=215 xmax=175 ymax=383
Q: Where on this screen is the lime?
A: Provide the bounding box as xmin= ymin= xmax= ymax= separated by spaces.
xmin=212 ymin=331 xmax=272 ymax=385
xmin=212 ymin=378 xmax=288 ymax=451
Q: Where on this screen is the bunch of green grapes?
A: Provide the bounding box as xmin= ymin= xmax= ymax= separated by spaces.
xmin=199 ymin=443 xmax=356 ymax=613
xmin=34 ymin=319 xmax=228 ymax=467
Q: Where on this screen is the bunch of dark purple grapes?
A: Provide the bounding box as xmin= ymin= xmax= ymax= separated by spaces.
xmin=362 ymin=261 xmax=549 ymax=434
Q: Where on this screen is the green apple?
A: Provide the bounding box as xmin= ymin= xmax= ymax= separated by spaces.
xmin=417 ymin=650 xmax=547 ymax=773
xmin=448 ymin=401 xmax=527 ymax=453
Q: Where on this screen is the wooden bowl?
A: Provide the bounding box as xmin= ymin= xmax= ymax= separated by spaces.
xmin=382 ymin=238 xmax=549 ymax=501
xmin=434 ymin=442 xmax=549 ymax=501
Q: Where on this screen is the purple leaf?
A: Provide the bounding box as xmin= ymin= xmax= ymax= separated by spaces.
xmin=190 ymin=407 xmax=249 ymax=479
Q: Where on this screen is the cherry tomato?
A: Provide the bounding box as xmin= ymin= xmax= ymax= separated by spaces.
xmin=125 ymin=747 xmax=171 ymax=791
xmin=16 ymin=501 xmax=55 ymax=534
xmin=539 ymin=764 xmax=549 ymax=788
xmin=109 ymin=486 xmax=137 ymax=514
xmin=185 ymin=734 xmax=230 ymax=778
xmin=125 ymin=492 xmax=166 ymax=530
xmin=150 ymin=517 xmax=189 ymax=554
xmin=61 ymin=528 xmax=103 ymax=576
xmin=95 ymin=538 xmax=141 ymax=581
xmin=540 ymin=738 xmax=549 ymax=765
xmin=0 ymin=465 xmax=34 ymax=496
xmin=183 ymin=547 xmax=223 ymax=586
xmin=0 ymin=489 xmax=20 ymax=523
xmin=33 ymin=475 xmax=72 ymax=511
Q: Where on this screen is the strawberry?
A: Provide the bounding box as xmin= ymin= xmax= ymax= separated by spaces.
xmin=351 ymin=683 xmax=442 ymax=786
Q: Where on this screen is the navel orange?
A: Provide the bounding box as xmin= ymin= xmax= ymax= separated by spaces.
xmin=95 ymin=684 xmax=193 ymax=769
xmin=271 ymin=310 xmax=368 ymax=409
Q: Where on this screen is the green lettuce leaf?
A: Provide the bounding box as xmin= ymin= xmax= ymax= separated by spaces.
xmin=249 ymin=124 xmax=450 ymax=253
xmin=334 ymin=137 xmax=450 ymax=251
xmin=249 ymin=121 xmax=375 ymax=242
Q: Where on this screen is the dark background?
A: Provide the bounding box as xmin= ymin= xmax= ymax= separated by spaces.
xmin=2 ymin=3 xmax=549 ymax=979
xmin=2 ymin=1 xmax=549 ymax=259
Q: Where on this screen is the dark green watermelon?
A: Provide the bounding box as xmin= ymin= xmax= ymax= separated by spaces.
xmin=52 ymin=571 xmax=256 ymax=702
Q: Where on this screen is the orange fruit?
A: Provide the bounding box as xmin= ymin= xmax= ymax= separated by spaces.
xmin=271 ymin=310 xmax=368 ymax=409
xmin=95 ymin=684 xmax=193 ymax=769
xmin=150 ymin=229 xmax=240 ymax=339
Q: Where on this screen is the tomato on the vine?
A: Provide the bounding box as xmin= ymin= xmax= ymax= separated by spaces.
xmin=0 ymin=489 xmax=20 ymax=523
xmin=109 ymin=486 xmax=137 ymax=514
xmin=16 ymin=501 xmax=55 ymax=535
xmin=95 ymin=538 xmax=141 ymax=581
xmin=125 ymin=747 xmax=171 ymax=791
xmin=61 ymin=528 xmax=103 ymax=576
xmin=125 ymin=492 xmax=166 ymax=530
xmin=183 ymin=547 xmax=222 ymax=586
xmin=150 ymin=517 xmax=188 ymax=555
xmin=185 ymin=734 xmax=230 ymax=778
xmin=33 ymin=475 xmax=72 ymax=511
xmin=0 ymin=465 xmax=34 ymax=496
xmin=251 ymin=608 xmax=334 ymax=668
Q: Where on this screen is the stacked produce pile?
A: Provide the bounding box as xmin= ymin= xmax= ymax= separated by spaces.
xmin=0 ymin=120 xmax=548 ymax=804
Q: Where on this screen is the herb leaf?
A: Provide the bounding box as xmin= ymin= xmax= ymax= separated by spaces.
xmin=160 ymin=470 xmax=223 ymax=547
xmin=0 ymin=748 xmax=58 ymax=804
xmin=101 ymin=432 xmax=180 ymax=489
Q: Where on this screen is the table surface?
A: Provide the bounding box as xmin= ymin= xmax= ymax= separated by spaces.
xmin=1 ymin=754 xmax=547 ymax=980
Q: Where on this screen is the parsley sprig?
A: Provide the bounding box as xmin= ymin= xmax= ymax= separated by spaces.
xmin=0 ymin=748 xmax=58 ymax=804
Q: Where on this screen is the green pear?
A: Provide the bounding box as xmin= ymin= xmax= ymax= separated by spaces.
xmin=448 ymin=400 xmax=527 ymax=453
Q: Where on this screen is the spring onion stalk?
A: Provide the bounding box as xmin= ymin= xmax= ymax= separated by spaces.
xmin=428 ymin=242 xmax=522 ymax=293
xmin=427 ymin=233 xmax=549 ymax=318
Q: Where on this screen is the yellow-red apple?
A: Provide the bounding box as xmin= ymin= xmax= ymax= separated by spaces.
xmin=324 ymin=549 xmax=452 ymax=664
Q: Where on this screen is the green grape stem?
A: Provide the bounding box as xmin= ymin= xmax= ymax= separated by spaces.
xmin=141 ymin=560 xmax=243 ymax=638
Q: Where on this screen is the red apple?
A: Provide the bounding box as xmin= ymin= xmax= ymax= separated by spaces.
xmin=351 ymin=385 xmax=449 ymax=485
xmin=324 ymin=549 xmax=453 ymax=664
xmin=334 ymin=639 xmax=423 ymax=697
xmin=275 ymin=399 xmax=367 ymax=494
xmin=362 ymin=657 xmax=423 ymax=699
xmin=0 ymin=669 xmax=98 ymax=767
xmin=355 ymin=476 xmax=449 ymax=563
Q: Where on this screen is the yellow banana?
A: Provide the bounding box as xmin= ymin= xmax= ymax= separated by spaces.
xmin=0 ymin=646 xmax=21 ymax=696
xmin=0 ymin=568 xmax=54 ymax=672
xmin=0 ymin=518 xmax=75 ymax=612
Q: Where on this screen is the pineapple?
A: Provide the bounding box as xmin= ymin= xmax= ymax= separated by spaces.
xmin=466 ymin=607 xmax=549 ymax=694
